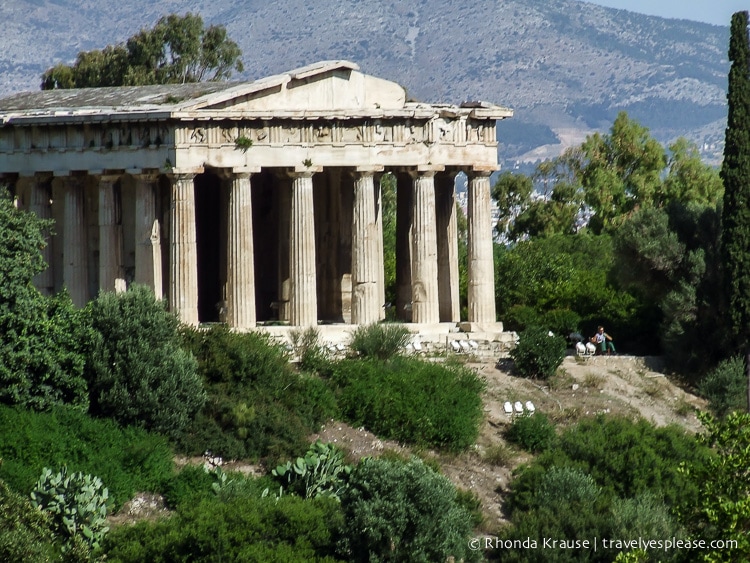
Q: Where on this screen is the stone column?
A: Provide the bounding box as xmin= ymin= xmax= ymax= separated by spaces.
xmin=351 ymin=169 xmax=382 ymax=325
xmin=134 ymin=173 xmax=163 ymax=299
xmin=29 ymin=173 xmax=54 ymax=295
xmin=289 ymin=170 xmax=318 ymax=326
xmin=467 ymin=170 xmax=496 ymax=324
xmin=226 ymin=172 xmax=256 ymax=329
xmin=168 ymin=174 xmax=199 ymax=326
xmin=98 ymin=174 xmax=125 ymax=293
xmin=435 ymin=172 xmax=460 ymax=322
xmin=410 ymin=169 xmax=440 ymax=324
xmin=63 ymin=175 xmax=88 ymax=307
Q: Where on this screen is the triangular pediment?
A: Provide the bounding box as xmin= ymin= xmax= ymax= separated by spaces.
xmin=177 ymin=60 xmax=407 ymax=113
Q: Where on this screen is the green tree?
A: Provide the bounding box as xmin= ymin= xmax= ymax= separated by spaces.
xmin=564 ymin=112 xmax=666 ymax=233
xmin=338 ymin=457 xmax=480 ymax=562
xmin=679 ymin=412 xmax=750 ymax=562
xmin=662 ymin=138 xmax=723 ymax=207
xmin=720 ymin=11 xmax=750 ymax=411
xmin=0 ymin=189 xmax=89 ymax=411
xmin=492 ymin=171 xmax=533 ymax=239
xmin=85 ymin=285 xmax=205 ymax=438
xmin=41 ymin=13 xmax=243 ymax=89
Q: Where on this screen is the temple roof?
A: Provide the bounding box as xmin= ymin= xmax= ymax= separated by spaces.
xmin=0 ymin=60 xmax=512 ymax=125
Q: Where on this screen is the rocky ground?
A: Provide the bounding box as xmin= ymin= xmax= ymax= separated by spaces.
xmin=111 ymin=353 xmax=707 ymax=530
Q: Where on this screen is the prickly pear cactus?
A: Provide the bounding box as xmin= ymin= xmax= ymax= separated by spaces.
xmin=30 ymin=466 xmax=111 ymax=551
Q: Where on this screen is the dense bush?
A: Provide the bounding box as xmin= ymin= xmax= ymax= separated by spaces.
xmin=698 ymin=356 xmax=748 ymax=417
xmin=505 ymin=412 xmax=557 ymax=453
xmin=506 ymin=416 xmax=708 ymax=517
xmin=348 ymin=323 xmax=411 ymax=360
xmin=329 ymin=357 xmax=485 ymax=451
xmin=510 ymin=326 xmax=567 ymax=379
xmin=498 ymin=457 xmax=688 ymax=562
xmin=104 ymin=494 xmax=344 ymax=562
xmin=85 ymin=285 xmax=205 ymax=439
xmin=0 ymin=190 xmax=90 ymax=411
xmin=0 ymin=478 xmax=59 ymax=563
xmin=179 ymin=325 xmax=337 ymax=461
xmin=338 ymin=457 xmax=480 ymax=562
xmin=0 ymin=405 xmax=173 ymax=509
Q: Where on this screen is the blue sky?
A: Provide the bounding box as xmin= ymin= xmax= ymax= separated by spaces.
xmin=586 ymin=0 xmax=748 ymax=26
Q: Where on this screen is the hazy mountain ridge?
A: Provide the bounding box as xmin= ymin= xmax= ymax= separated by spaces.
xmin=0 ymin=0 xmax=731 ymax=162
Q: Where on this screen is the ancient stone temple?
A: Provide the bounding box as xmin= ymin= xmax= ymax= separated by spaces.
xmin=0 ymin=60 xmax=512 ymax=330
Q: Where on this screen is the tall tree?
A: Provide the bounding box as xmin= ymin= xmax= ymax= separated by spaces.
xmin=720 ymin=11 xmax=750 ymax=412
xmin=41 ymin=13 xmax=243 ymax=89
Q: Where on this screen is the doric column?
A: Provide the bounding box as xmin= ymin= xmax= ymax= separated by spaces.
xmin=168 ymin=173 xmax=199 ymax=326
xmin=467 ymin=170 xmax=497 ymax=324
xmin=134 ymin=173 xmax=163 ymax=299
xmin=436 ymin=172 xmax=460 ymax=322
xmin=63 ymin=175 xmax=88 ymax=307
xmin=351 ymin=168 xmax=382 ymax=325
xmin=410 ymin=169 xmax=440 ymax=324
xmin=289 ymin=170 xmax=318 ymax=326
xmin=29 ymin=173 xmax=54 ymax=295
xmin=226 ymin=172 xmax=256 ymax=329
xmin=98 ymin=174 xmax=125 ymax=293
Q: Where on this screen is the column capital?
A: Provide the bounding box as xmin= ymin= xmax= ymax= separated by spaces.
xmin=215 ymin=167 xmax=261 ymax=181
xmin=467 ymin=166 xmax=498 ymax=177
xmin=287 ymin=166 xmax=322 ymax=178
xmin=408 ymin=164 xmax=445 ymax=179
xmin=355 ymin=165 xmax=385 ymax=174
xmin=167 ymin=172 xmax=197 ymax=182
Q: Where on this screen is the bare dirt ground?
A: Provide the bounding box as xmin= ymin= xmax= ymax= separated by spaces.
xmin=313 ymin=353 xmax=707 ymax=529
xmin=111 ymin=354 xmax=707 ymax=530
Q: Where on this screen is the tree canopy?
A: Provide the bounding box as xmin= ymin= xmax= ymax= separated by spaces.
xmin=41 ymin=13 xmax=243 ymax=89
xmin=720 ymin=11 xmax=750 ymax=356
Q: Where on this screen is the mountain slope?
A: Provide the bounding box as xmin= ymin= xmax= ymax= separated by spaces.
xmin=0 ymin=0 xmax=730 ymax=161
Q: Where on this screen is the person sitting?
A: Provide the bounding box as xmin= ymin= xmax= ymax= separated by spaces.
xmin=593 ymin=326 xmax=616 ymax=355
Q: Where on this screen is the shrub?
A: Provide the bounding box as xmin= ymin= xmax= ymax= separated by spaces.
xmin=348 ymin=323 xmax=411 ymax=360
xmin=178 ymin=325 xmax=337 ymax=461
xmin=505 ymin=412 xmax=557 ymax=453
xmin=338 ymin=457 xmax=480 ymax=562
xmin=290 ymin=327 xmax=330 ymax=372
xmin=0 ymin=405 xmax=173 ymax=509
xmin=85 ymin=285 xmax=205 ymax=439
xmin=330 ymin=357 xmax=485 ymax=451
xmin=510 ymin=326 xmax=566 ymax=379
xmin=0 ymin=190 xmax=90 ymax=412
xmin=30 ymin=467 xmax=111 ymax=552
xmin=103 ymin=494 xmax=343 ymax=562
xmin=532 ymin=466 xmax=601 ymax=509
xmin=506 ymin=416 xmax=708 ymax=516
xmin=0 ymin=478 xmax=59 ymax=563
xmin=698 ymin=356 xmax=748 ymax=417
